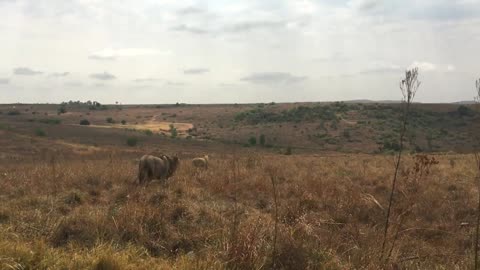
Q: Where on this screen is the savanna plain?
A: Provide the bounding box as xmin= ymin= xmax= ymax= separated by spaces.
xmin=0 ymin=101 xmax=479 ymax=269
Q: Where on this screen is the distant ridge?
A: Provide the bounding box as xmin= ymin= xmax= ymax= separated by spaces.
xmin=452 ymin=100 xmax=476 ymax=105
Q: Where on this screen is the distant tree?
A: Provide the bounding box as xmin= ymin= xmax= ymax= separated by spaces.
xmin=35 ymin=128 xmax=46 ymax=137
xmin=7 ymin=111 xmax=20 ymax=116
xmin=259 ymin=134 xmax=266 ymax=146
xmin=79 ymin=119 xmax=90 ymax=125
xmin=170 ymin=124 xmax=178 ymax=138
xmin=57 ymin=105 xmax=67 ymax=114
xmin=121 ymin=120 xmax=127 ymax=125
xmin=457 ymin=105 xmax=474 ymax=117
xmin=126 ymin=137 xmax=138 ymax=147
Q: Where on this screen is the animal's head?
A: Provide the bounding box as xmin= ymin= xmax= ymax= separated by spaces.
xmin=167 ymin=156 xmax=180 ymax=177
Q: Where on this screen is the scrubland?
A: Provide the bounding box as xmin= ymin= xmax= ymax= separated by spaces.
xmin=0 ymin=151 xmax=478 ymax=269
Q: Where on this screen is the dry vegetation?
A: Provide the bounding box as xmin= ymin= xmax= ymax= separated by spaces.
xmin=0 ymin=150 xmax=479 ymax=269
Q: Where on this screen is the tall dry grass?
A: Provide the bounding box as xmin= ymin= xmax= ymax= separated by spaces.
xmin=0 ymin=152 xmax=478 ymax=269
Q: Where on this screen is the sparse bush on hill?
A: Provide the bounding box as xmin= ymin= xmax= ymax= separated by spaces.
xmin=169 ymin=124 xmax=178 ymax=138
xmin=35 ymin=128 xmax=47 ymax=137
xmin=235 ymin=105 xmax=339 ymax=125
xmin=121 ymin=120 xmax=126 ymax=125
xmin=126 ymin=137 xmax=138 ymax=146
xmin=57 ymin=104 xmax=67 ymax=114
xmin=7 ymin=110 xmax=20 ymax=116
xmin=248 ymin=136 xmax=256 ymax=146
xmin=259 ymin=134 xmax=266 ymax=146
xmin=144 ymin=130 xmax=153 ymax=136
xmin=79 ymin=119 xmax=90 ymax=125
xmin=106 ymin=117 xmax=115 ymax=124
xmin=38 ymin=118 xmax=61 ymax=124
xmin=457 ymin=105 xmax=475 ymax=117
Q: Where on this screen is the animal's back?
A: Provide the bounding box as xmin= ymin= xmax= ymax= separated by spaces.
xmin=192 ymin=156 xmax=208 ymax=168
xmin=138 ymin=155 xmax=163 ymax=183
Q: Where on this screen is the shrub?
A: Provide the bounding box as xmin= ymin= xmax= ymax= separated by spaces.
xmin=457 ymin=105 xmax=474 ymax=117
xmin=79 ymin=119 xmax=90 ymax=125
xmin=170 ymin=124 xmax=178 ymax=138
xmin=39 ymin=118 xmax=61 ymax=124
xmin=248 ymin=136 xmax=257 ymax=146
xmin=35 ymin=128 xmax=47 ymax=137
xmin=144 ymin=129 xmax=153 ymax=136
xmin=259 ymin=134 xmax=266 ymax=146
xmin=126 ymin=137 xmax=138 ymax=147
xmin=106 ymin=117 xmax=115 ymax=124
xmin=383 ymin=140 xmax=401 ymax=152
xmin=57 ymin=105 xmax=67 ymax=114
xmin=7 ymin=110 xmax=20 ymax=116
xmin=121 ymin=120 xmax=126 ymax=125
xmin=284 ymin=146 xmax=292 ymax=155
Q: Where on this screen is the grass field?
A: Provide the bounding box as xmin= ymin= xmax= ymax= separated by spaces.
xmin=0 ymin=102 xmax=479 ymax=269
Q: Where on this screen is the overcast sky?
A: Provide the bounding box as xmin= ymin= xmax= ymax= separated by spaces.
xmin=1 ymin=0 xmax=479 ymax=104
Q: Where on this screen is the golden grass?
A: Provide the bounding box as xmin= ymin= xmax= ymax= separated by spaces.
xmin=0 ymin=152 xmax=478 ymax=269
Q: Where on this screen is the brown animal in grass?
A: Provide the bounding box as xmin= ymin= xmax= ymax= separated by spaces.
xmin=192 ymin=155 xmax=209 ymax=169
xmin=138 ymin=154 xmax=180 ymax=184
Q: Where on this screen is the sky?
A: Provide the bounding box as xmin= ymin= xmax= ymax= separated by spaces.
xmin=1 ymin=0 xmax=480 ymax=104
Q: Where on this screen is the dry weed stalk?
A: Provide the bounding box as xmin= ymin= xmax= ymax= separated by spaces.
xmin=268 ymin=170 xmax=279 ymax=270
xmin=381 ymin=68 xmax=420 ymax=261
xmin=474 ymin=78 xmax=480 ymax=270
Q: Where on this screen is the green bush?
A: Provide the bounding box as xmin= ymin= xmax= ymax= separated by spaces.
xmin=248 ymin=136 xmax=257 ymax=146
xmin=144 ymin=129 xmax=153 ymax=136
xmin=121 ymin=120 xmax=127 ymax=125
xmin=57 ymin=105 xmax=67 ymax=114
xmin=457 ymin=105 xmax=474 ymax=117
xmin=169 ymin=124 xmax=178 ymax=138
xmin=35 ymin=128 xmax=47 ymax=137
xmin=7 ymin=110 xmax=20 ymax=116
xmin=126 ymin=137 xmax=138 ymax=147
xmin=259 ymin=134 xmax=266 ymax=146
xmin=79 ymin=119 xmax=90 ymax=125
xmin=39 ymin=119 xmax=61 ymax=124
xmin=106 ymin=117 xmax=115 ymax=124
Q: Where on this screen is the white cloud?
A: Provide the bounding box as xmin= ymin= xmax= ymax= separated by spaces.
xmin=409 ymin=61 xmax=437 ymax=72
xmin=13 ymin=67 xmax=43 ymax=76
xmin=184 ymin=68 xmax=210 ymax=75
xmin=90 ymin=72 xmax=116 ymax=80
xmin=287 ymin=0 xmax=317 ymax=15
xmin=241 ymin=72 xmax=307 ymax=84
xmin=89 ymin=48 xmax=171 ymax=60
xmin=446 ymin=64 xmax=456 ymax=72
xmin=348 ymin=0 xmax=383 ymax=11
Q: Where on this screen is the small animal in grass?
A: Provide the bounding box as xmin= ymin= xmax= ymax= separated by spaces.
xmin=192 ymin=155 xmax=209 ymax=169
